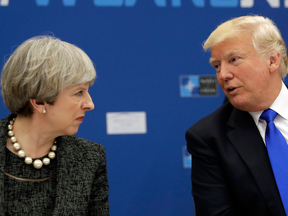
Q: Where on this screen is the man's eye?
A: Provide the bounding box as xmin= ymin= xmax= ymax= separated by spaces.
xmin=76 ymin=91 xmax=83 ymax=95
xmin=231 ymin=57 xmax=239 ymax=62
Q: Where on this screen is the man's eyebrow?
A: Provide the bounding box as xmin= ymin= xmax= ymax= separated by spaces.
xmin=209 ymin=49 xmax=243 ymax=65
xmin=209 ymin=57 xmax=218 ymax=65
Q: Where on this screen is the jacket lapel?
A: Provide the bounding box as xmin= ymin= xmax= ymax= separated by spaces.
xmin=52 ymin=136 xmax=90 ymax=215
xmin=53 ymin=136 xmax=78 ymax=215
xmin=227 ymin=108 xmax=286 ymax=216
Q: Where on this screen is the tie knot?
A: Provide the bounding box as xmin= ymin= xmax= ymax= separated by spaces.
xmin=260 ymin=109 xmax=277 ymax=123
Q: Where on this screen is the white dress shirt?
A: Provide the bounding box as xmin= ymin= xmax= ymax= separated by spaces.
xmin=249 ymin=82 xmax=288 ymax=145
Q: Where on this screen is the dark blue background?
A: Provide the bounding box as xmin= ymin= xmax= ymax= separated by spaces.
xmin=1 ymin=1 xmax=287 ymax=215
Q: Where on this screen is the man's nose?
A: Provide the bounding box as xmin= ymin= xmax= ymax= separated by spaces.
xmin=218 ymin=63 xmax=233 ymax=81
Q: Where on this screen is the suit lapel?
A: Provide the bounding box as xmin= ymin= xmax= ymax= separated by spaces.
xmin=227 ymin=108 xmax=286 ymax=216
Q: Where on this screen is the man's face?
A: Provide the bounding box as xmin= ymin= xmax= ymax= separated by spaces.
xmin=210 ymin=33 xmax=276 ymax=112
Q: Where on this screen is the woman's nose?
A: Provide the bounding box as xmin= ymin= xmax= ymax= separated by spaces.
xmin=83 ymin=93 xmax=94 ymax=111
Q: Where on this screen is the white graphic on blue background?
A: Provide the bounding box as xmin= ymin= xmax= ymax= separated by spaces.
xmin=180 ymin=76 xmax=199 ymax=97
xmin=34 ymin=0 xmax=136 ymax=6
xmin=35 ymin=0 xmax=76 ymax=6
xmin=154 ymin=0 xmax=203 ymax=7
xmin=94 ymin=0 xmax=136 ymax=6
xmin=1 ymin=0 xmax=284 ymax=7
xmin=0 ymin=0 xmax=8 ymax=6
xmin=180 ymin=75 xmax=218 ymax=97
xmin=154 ymin=0 xmax=281 ymax=7
xmin=183 ymin=146 xmax=191 ymax=169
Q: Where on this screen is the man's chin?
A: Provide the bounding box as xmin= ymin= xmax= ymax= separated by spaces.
xmin=229 ymin=99 xmax=262 ymax=112
xmin=229 ymin=97 xmax=248 ymax=111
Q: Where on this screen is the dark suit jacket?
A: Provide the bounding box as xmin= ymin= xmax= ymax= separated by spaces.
xmin=186 ymin=102 xmax=286 ymax=216
xmin=0 ymin=114 xmax=109 ymax=215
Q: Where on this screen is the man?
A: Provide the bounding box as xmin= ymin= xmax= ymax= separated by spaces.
xmin=186 ymin=15 xmax=288 ymax=216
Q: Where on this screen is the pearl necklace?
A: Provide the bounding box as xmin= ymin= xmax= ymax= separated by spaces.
xmin=7 ymin=118 xmax=57 ymax=169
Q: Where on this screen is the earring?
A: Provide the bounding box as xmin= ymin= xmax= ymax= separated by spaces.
xmin=43 ymin=108 xmax=46 ymax=114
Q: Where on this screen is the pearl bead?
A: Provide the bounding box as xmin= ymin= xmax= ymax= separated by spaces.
xmin=8 ymin=124 xmax=13 ymax=130
xmin=18 ymin=150 xmax=25 ymax=158
xmin=13 ymin=143 xmax=21 ymax=151
xmin=25 ymin=157 xmax=33 ymax=164
xmin=8 ymin=130 xmax=14 ymax=137
xmin=9 ymin=120 xmax=14 ymax=125
xmin=51 ymin=145 xmax=57 ymax=151
xmin=33 ymin=159 xmax=43 ymax=169
xmin=10 ymin=136 xmax=17 ymax=143
xmin=43 ymin=158 xmax=50 ymax=165
xmin=48 ymin=152 xmax=56 ymax=159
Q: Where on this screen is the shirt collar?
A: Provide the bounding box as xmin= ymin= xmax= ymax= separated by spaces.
xmin=249 ymin=82 xmax=288 ymax=124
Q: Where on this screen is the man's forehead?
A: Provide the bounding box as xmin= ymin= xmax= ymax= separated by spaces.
xmin=211 ymin=33 xmax=252 ymax=50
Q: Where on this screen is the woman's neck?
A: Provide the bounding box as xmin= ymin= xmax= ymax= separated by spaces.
xmin=6 ymin=115 xmax=56 ymax=159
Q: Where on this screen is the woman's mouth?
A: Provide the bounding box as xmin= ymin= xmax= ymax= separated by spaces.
xmin=76 ymin=116 xmax=84 ymax=122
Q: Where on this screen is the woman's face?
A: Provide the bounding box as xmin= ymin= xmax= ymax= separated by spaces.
xmin=46 ymin=83 xmax=94 ymax=136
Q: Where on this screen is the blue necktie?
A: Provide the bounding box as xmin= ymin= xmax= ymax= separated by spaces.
xmin=261 ymin=109 xmax=288 ymax=214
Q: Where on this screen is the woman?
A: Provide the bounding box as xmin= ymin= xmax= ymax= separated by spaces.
xmin=0 ymin=36 xmax=109 ymax=215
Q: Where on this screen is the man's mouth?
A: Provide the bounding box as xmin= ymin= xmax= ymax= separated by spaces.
xmin=228 ymin=87 xmax=236 ymax=92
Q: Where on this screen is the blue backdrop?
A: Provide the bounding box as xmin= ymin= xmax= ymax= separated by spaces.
xmin=1 ymin=1 xmax=288 ymax=215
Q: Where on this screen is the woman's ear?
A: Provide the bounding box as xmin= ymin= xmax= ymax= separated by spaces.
xmin=269 ymin=52 xmax=281 ymax=74
xmin=30 ymin=99 xmax=46 ymax=114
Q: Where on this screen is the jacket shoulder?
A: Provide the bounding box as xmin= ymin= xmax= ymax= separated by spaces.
xmin=58 ymin=135 xmax=106 ymax=161
xmin=186 ymin=102 xmax=235 ymax=136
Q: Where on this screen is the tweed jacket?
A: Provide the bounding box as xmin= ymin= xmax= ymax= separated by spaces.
xmin=0 ymin=114 xmax=109 ymax=216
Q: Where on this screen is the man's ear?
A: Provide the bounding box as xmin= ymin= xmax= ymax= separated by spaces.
xmin=30 ymin=99 xmax=46 ymax=114
xmin=269 ymin=52 xmax=281 ymax=74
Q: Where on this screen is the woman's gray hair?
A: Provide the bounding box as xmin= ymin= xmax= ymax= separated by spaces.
xmin=1 ymin=36 xmax=96 ymax=116
xmin=203 ymin=15 xmax=288 ymax=78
